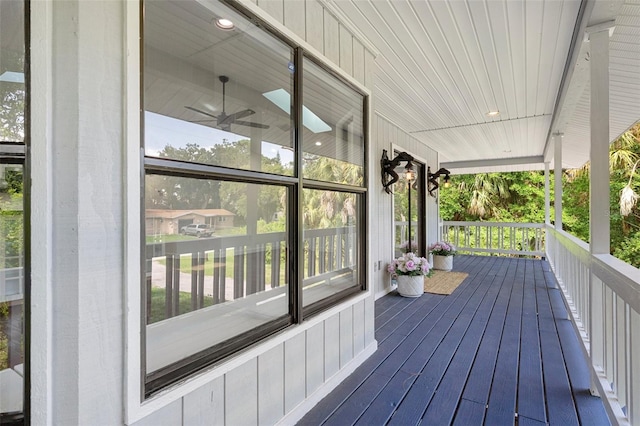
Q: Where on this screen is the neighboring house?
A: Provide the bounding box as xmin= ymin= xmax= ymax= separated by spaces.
xmin=145 ymin=209 xmax=235 ymax=235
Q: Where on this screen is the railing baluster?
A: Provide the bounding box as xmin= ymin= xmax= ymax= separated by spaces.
xmin=146 ymin=260 xmax=152 ymax=323
xmin=258 ymin=243 xmax=266 ymax=292
xmin=308 ymin=238 xmax=316 ymax=277
xmin=319 ymin=235 xmax=326 ymax=274
xmin=337 ymin=235 xmax=343 ymax=269
xmin=219 ymin=249 xmax=226 ymax=302
xmin=328 ymin=234 xmax=335 ymax=272
xmin=234 ymin=247 xmax=245 ymax=299
xmin=198 ymin=252 xmax=205 ymax=308
xmin=165 ymin=255 xmax=173 ymax=319
xmin=213 ymin=249 xmax=221 ymax=304
xmin=191 ymin=253 xmax=198 ymax=311
xmin=615 ymin=298 xmax=628 ymax=411
xmin=271 ymin=241 xmax=280 ymax=289
xmin=605 ymin=287 xmax=615 ymax=385
xmin=172 ymin=255 xmax=180 ymax=316
xmin=486 ymin=226 xmax=490 ymax=251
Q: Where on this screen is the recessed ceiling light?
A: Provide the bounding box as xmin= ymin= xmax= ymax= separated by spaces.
xmin=486 ymin=110 xmax=500 ymax=117
xmin=315 ymin=141 xmax=322 ymax=146
xmin=215 ymin=18 xmax=235 ymax=30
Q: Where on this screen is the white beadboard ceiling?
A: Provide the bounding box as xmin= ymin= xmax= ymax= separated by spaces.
xmin=326 ymin=0 xmax=640 ymax=174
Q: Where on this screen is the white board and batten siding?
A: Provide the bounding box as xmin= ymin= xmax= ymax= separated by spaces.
xmin=133 ymin=1 xmax=378 ymax=425
xmin=248 ymin=0 xmax=375 ymax=88
xmin=370 ymin=114 xmax=440 ymax=298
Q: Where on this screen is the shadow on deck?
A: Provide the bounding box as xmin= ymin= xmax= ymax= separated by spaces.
xmin=299 ymin=255 xmax=610 ymax=426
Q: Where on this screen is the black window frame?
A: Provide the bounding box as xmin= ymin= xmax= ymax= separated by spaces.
xmin=0 ymin=0 xmax=30 ymax=423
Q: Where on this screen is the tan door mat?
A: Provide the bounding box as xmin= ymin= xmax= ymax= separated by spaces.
xmin=424 ymin=271 xmax=469 ymax=295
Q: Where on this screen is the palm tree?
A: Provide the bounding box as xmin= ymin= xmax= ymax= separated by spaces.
xmin=463 ymin=173 xmax=510 ymax=219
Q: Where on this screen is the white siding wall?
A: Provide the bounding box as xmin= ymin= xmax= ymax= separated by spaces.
xmin=369 ymin=114 xmax=440 ymax=298
xmin=32 ymin=0 xmax=381 ymax=425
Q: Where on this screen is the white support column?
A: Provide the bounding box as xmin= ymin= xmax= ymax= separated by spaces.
xmin=544 ymin=162 xmax=551 ymax=225
xmin=554 ymin=134 xmax=563 ymax=230
xmin=588 ymin=23 xmax=613 ymax=255
xmin=586 ymin=21 xmax=614 ymax=398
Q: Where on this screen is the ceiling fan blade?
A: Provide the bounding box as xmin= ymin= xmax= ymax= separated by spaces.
xmin=234 ymin=120 xmax=270 ymax=129
xmin=185 ymin=106 xmax=218 ymax=119
xmin=225 ymin=109 xmax=255 ymax=122
xmin=189 ymin=118 xmax=217 ymax=123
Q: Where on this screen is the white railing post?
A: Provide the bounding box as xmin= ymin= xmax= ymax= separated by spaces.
xmin=554 ymin=133 xmax=563 ymax=231
xmin=587 ymin=21 xmax=615 ymax=398
xmin=545 ymin=162 xmax=551 ymax=225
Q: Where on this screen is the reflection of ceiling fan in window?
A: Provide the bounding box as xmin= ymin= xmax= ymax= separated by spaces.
xmin=185 ymin=76 xmax=269 ymax=131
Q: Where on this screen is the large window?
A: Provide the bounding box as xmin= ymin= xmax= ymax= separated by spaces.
xmin=0 ymin=0 xmax=27 ymax=422
xmin=142 ymin=0 xmax=367 ymax=395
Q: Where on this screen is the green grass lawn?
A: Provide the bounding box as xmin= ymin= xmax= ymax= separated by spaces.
xmin=148 ymin=287 xmax=215 ymax=324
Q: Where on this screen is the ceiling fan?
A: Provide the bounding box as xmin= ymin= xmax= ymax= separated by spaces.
xmin=185 ymin=75 xmax=269 ymax=131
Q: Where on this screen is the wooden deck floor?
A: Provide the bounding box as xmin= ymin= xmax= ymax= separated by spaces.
xmin=298 ymin=255 xmax=610 ymax=426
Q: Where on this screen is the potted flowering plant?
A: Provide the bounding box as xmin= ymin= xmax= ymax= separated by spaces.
xmin=428 ymin=241 xmax=456 ymax=271
xmin=387 ymin=252 xmax=433 ymax=297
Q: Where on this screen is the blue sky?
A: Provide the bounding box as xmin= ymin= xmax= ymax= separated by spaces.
xmin=145 ymin=111 xmax=293 ymax=165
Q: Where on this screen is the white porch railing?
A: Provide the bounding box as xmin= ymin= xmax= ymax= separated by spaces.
xmin=547 ymin=226 xmax=640 ymax=426
xmin=442 ymin=221 xmax=545 ymax=257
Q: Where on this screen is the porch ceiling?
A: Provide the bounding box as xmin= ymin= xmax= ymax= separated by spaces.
xmin=326 ymin=0 xmax=640 ymax=174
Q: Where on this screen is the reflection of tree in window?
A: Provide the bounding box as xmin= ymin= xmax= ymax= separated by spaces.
xmin=0 ymin=51 xmax=25 ymax=142
xmin=303 ymin=189 xmax=357 ymax=230
xmin=303 ymin=155 xmax=363 ymax=186
xmin=147 ymin=143 xmax=288 ymax=230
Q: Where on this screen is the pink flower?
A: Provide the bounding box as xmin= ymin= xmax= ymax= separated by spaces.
xmin=405 ymin=260 xmax=416 ymax=271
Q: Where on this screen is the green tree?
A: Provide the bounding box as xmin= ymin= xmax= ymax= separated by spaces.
xmin=148 ymin=141 xmax=289 ymax=229
xmin=0 ymin=51 xmax=25 ymax=142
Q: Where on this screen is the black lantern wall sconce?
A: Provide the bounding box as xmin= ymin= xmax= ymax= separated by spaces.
xmin=381 ymin=149 xmax=416 ymax=194
xmin=427 ymin=166 xmax=451 ymax=197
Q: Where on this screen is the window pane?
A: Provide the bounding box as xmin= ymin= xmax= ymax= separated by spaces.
xmin=144 ymin=0 xmax=294 ymax=175
xmin=0 ymin=164 xmax=24 ymax=416
xmin=302 ymin=189 xmax=361 ymax=307
xmin=144 ymin=174 xmax=289 ymax=373
xmin=302 ymin=58 xmax=364 ymax=186
xmin=0 ymin=0 xmax=25 ymax=419
xmin=0 ymin=0 xmax=25 ymax=143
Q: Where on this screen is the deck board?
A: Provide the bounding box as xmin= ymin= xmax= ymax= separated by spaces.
xmin=517 ymin=260 xmax=546 ymax=423
xmin=297 ymin=255 xmax=610 ymax=426
xmin=484 ymin=258 xmax=524 ymax=425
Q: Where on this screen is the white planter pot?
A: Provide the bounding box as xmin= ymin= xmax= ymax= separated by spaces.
xmin=396 ymin=275 xmax=424 ymax=298
xmin=433 ymin=255 xmax=453 ymax=271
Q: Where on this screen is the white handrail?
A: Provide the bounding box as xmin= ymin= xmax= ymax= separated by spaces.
xmin=547 ymin=225 xmax=640 ymax=426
